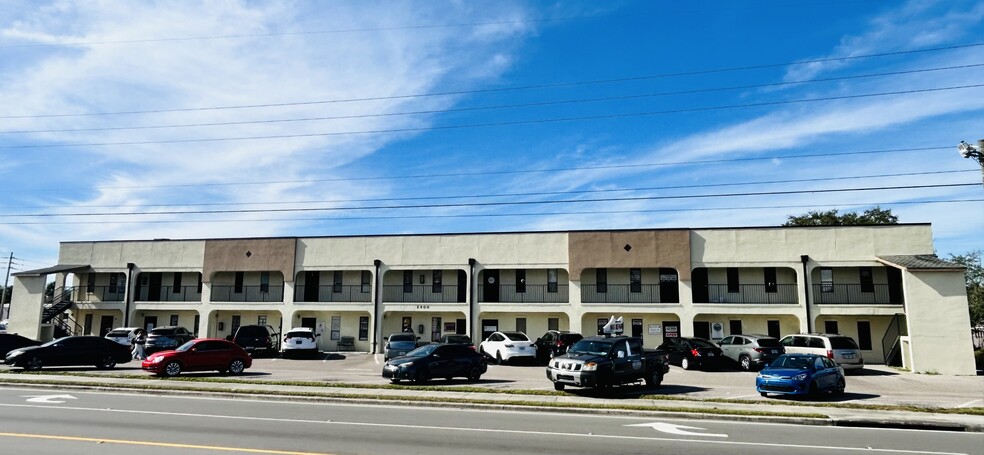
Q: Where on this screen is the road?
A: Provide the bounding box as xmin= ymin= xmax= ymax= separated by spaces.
xmin=0 ymin=386 xmax=979 ymax=455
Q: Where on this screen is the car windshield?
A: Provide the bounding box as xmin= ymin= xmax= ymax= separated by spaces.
xmin=175 ymin=340 xmax=196 ymax=352
xmin=389 ymin=334 xmax=415 ymax=342
xmin=503 ymin=332 xmax=529 ymax=341
xmin=829 ymin=337 xmax=859 ymax=349
xmin=286 ymin=330 xmax=312 ymax=337
xmin=106 ymin=330 xmax=132 ymax=337
xmin=770 ymin=356 xmax=813 ymax=370
xmin=150 ymin=328 xmax=176 ymax=335
xmin=568 ymin=339 xmax=613 ymax=356
xmin=404 ymin=344 xmax=438 ymax=358
xmin=690 ymin=339 xmax=718 ymax=348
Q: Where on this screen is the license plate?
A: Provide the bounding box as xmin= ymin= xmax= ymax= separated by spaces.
xmin=706 ymin=352 xmax=714 ymax=356
xmin=771 ymin=349 xmax=778 ymax=354
xmin=843 ymin=354 xmax=854 ymax=359
xmin=294 ymin=340 xmax=302 ymax=345
xmin=519 ymin=347 xmax=526 ymax=350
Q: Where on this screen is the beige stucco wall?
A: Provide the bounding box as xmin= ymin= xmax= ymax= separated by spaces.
xmin=7 ymin=275 xmax=46 ymax=339
xmin=60 ymin=240 xmax=206 ymax=271
xmin=902 ymin=270 xmax=976 ymax=375
xmin=569 ymin=230 xmax=690 ymax=281
xmin=203 ymin=238 xmax=295 ymax=283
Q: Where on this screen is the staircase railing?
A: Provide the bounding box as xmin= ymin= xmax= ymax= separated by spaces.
xmin=41 ymin=286 xmax=77 ymax=324
xmin=51 ymin=312 xmax=83 ymax=338
xmin=881 ymin=313 xmax=907 ymax=366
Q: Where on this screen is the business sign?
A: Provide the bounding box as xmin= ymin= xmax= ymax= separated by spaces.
xmin=602 ymin=316 xmax=624 ymax=335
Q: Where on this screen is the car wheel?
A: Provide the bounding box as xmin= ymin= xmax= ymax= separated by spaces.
xmin=835 ymin=378 xmax=846 ymax=396
xmin=96 ymin=355 xmax=117 ymax=370
xmin=553 ymin=382 xmax=565 ymax=391
xmin=23 ymin=357 xmax=42 ymax=371
xmin=760 ymin=392 xmax=768 ymax=397
xmin=739 ymin=355 xmax=751 ymax=372
xmin=645 ymin=369 xmax=663 ymax=388
xmin=681 ymin=357 xmax=692 ymax=370
xmin=808 ymin=381 xmax=819 ymax=397
xmin=390 ymin=378 xmax=400 ymax=384
xmin=415 ymin=369 xmax=429 ymax=383
xmin=163 ymin=361 xmax=182 ymax=377
xmin=495 ymin=351 xmax=504 ymax=365
xmin=228 ymin=359 xmax=246 ymax=375
xmin=467 ymin=366 xmax=482 ymax=382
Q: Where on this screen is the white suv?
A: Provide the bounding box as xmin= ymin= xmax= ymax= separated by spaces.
xmin=281 ymin=327 xmax=319 ymax=358
xmin=105 ymin=327 xmax=141 ymax=346
xmin=779 ymin=333 xmax=864 ymax=371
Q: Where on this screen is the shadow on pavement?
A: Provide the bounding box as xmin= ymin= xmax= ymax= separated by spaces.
xmin=847 ymin=368 xmax=898 ymax=377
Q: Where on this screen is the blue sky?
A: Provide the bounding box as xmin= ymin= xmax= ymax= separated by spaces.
xmin=1 ymin=0 xmax=983 ymax=273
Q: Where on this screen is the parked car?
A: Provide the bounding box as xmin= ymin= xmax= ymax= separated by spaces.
xmin=104 ymin=327 xmax=141 ymax=346
xmin=717 ymin=334 xmax=784 ymax=371
xmin=656 ymin=337 xmax=724 ymax=370
xmin=142 ymin=338 xmax=252 ymax=377
xmin=533 ymin=330 xmax=583 ymax=362
xmin=438 ymin=334 xmax=474 ymax=349
xmin=4 ymin=335 xmax=131 ymax=371
xmin=383 ymin=333 xmax=419 ymax=360
xmin=232 ymin=325 xmax=280 ymax=357
xmin=479 ymin=331 xmax=535 ymax=364
xmin=0 ymin=333 xmax=41 ymax=358
xmin=546 ymin=335 xmax=669 ymax=391
xmin=144 ymin=326 xmax=196 ymax=355
xmin=281 ymin=327 xmax=319 ymax=358
xmin=779 ymin=333 xmax=864 ymax=371
xmin=382 ymin=343 xmax=487 ymax=383
xmin=756 ymin=353 xmax=846 ymax=397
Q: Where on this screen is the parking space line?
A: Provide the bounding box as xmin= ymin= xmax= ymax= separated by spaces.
xmin=956 ymin=400 xmax=981 ymax=408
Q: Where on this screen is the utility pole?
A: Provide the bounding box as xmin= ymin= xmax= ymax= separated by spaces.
xmin=957 ymin=139 xmax=984 ymax=188
xmin=2 ymin=252 xmax=12 ymax=320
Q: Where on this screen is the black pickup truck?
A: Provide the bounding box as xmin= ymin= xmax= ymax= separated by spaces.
xmin=545 ymin=336 xmax=669 ymax=391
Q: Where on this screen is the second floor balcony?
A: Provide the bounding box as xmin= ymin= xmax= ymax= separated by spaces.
xmin=73 ymin=285 xmax=125 ymax=303
xmin=383 ymin=284 xmax=462 ymax=303
xmin=581 ymin=284 xmax=673 ymax=304
xmin=813 ymin=284 xmax=903 ymax=305
xmin=294 ymin=284 xmax=372 ymax=303
xmin=135 ymin=285 xmax=202 ymax=302
xmin=696 ymin=284 xmax=799 ymax=304
xmin=211 ymin=285 xmax=284 ymax=303
xmin=478 ymin=284 xmax=569 ymax=303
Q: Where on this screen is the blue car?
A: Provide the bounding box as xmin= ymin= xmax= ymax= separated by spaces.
xmin=756 ymin=354 xmax=845 ymax=397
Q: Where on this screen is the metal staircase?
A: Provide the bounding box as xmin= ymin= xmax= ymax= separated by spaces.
xmin=881 ymin=313 xmax=907 ymax=366
xmin=41 ymin=286 xmax=78 ymax=336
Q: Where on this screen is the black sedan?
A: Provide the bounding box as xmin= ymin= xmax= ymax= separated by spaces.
xmin=5 ymin=335 xmax=132 ymax=371
xmin=656 ymin=337 xmax=724 ymax=370
xmin=0 ymin=333 xmax=41 ymax=358
xmin=382 ymin=344 xmax=486 ymax=383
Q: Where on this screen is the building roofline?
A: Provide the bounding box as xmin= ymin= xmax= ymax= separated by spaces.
xmin=58 ymin=223 xmax=933 ymax=245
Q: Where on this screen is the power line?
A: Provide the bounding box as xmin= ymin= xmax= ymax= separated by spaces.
xmin=3 ymin=42 xmax=981 ymax=120
xmin=4 ymin=84 xmax=983 ymax=150
xmin=1 ymin=169 xmax=973 ymax=211
xmin=5 ymin=63 xmax=981 ymax=135
xmin=0 ymin=198 xmax=979 ymax=226
xmin=0 ymin=146 xmax=957 ymax=193
xmin=2 ymin=183 xmax=978 ymax=219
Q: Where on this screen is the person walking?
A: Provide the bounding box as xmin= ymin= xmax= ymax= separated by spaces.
xmin=131 ymin=328 xmax=146 ymax=360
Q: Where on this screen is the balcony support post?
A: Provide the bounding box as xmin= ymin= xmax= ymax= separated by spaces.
xmin=800 ymin=255 xmax=811 ymax=333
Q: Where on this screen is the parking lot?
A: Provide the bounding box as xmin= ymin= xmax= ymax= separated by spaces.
xmin=4 ymin=352 xmax=980 ymax=410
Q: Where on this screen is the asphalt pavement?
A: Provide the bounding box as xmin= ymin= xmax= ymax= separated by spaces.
xmin=0 ymin=352 xmax=981 ymax=432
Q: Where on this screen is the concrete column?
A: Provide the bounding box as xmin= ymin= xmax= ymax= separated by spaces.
xmin=8 ymin=275 xmax=45 ymax=339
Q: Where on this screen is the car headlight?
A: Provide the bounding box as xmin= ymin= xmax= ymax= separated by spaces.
xmin=399 ymin=362 xmax=414 ymax=368
xmin=151 ymin=356 xmax=165 ymax=364
xmin=6 ymin=350 xmax=23 ymax=358
xmin=792 ymin=373 xmax=808 ymax=381
xmin=582 ymin=362 xmax=598 ymax=371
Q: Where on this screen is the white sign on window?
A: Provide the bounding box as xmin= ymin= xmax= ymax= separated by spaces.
xmin=649 ymin=324 xmax=661 ymax=335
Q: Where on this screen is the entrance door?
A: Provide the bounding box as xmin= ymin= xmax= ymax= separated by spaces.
xmin=767 ymin=320 xmax=781 ymax=339
xmin=431 ymin=317 xmax=441 ymax=342
xmin=456 ymin=318 xmax=466 ymax=335
xmin=482 ymin=270 xmax=500 ymax=302
xmin=457 ymin=270 xmax=467 ymax=303
xmin=301 ymin=317 xmax=317 ymax=330
xmin=147 ymin=273 xmax=162 ymax=301
xmin=304 ymin=271 xmax=320 ymax=302
xmin=887 ymin=267 xmax=903 ymax=304
xmin=481 ymin=319 xmax=498 ymax=341
xmin=99 ymin=315 xmax=114 ymax=337
xmin=693 ymin=321 xmax=710 ymax=340
xmin=143 ymin=315 xmax=158 ymax=332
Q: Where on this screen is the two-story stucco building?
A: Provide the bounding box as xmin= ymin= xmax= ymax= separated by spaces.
xmin=7 ymin=224 xmax=977 ymax=375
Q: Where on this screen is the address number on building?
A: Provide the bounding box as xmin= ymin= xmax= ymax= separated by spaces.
xmin=416 ymin=305 xmax=430 ymax=309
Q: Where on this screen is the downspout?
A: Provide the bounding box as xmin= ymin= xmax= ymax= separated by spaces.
xmin=124 ymin=262 xmax=135 ymax=327
xmin=800 ymin=255 xmax=811 ymax=333
xmin=372 ymin=259 xmax=381 ymax=354
xmin=468 ymin=258 xmax=476 ymax=343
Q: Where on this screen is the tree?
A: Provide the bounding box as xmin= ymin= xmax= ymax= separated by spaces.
xmin=783 ymin=206 xmax=899 ymax=226
xmin=948 ymin=250 xmax=984 ymax=327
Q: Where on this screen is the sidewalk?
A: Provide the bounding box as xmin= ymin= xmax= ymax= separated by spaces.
xmin=1 ymin=371 xmax=981 ymax=432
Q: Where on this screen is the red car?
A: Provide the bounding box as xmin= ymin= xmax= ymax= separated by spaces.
xmin=142 ymin=338 xmax=252 ymax=377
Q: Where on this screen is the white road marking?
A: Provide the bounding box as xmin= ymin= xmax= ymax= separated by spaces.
xmin=0 ymin=402 xmax=967 ymax=455
xmin=956 ymin=400 xmax=981 ymax=408
xmin=625 ymin=422 xmax=727 ymax=438
xmin=21 ymin=394 xmax=77 ymax=404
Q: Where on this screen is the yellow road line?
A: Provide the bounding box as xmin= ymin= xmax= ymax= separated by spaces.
xmin=0 ymin=432 xmax=336 ymax=455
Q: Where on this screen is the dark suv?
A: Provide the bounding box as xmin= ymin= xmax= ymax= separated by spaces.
xmin=534 ymin=330 xmax=583 ymax=362
xmin=144 ymin=326 xmax=195 ymax=355
xmin=232 ymin=325 xmax=280 ymax=357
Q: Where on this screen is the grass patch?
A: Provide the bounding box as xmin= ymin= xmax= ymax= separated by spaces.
xmin=4 ymin=370 xmax=981 ymax=416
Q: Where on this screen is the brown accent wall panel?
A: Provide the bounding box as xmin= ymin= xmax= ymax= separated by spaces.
xmin=203 ymin=238 xmax=296 ymax=283
xmin=568 ymin=230 xmax=691 ymax=281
